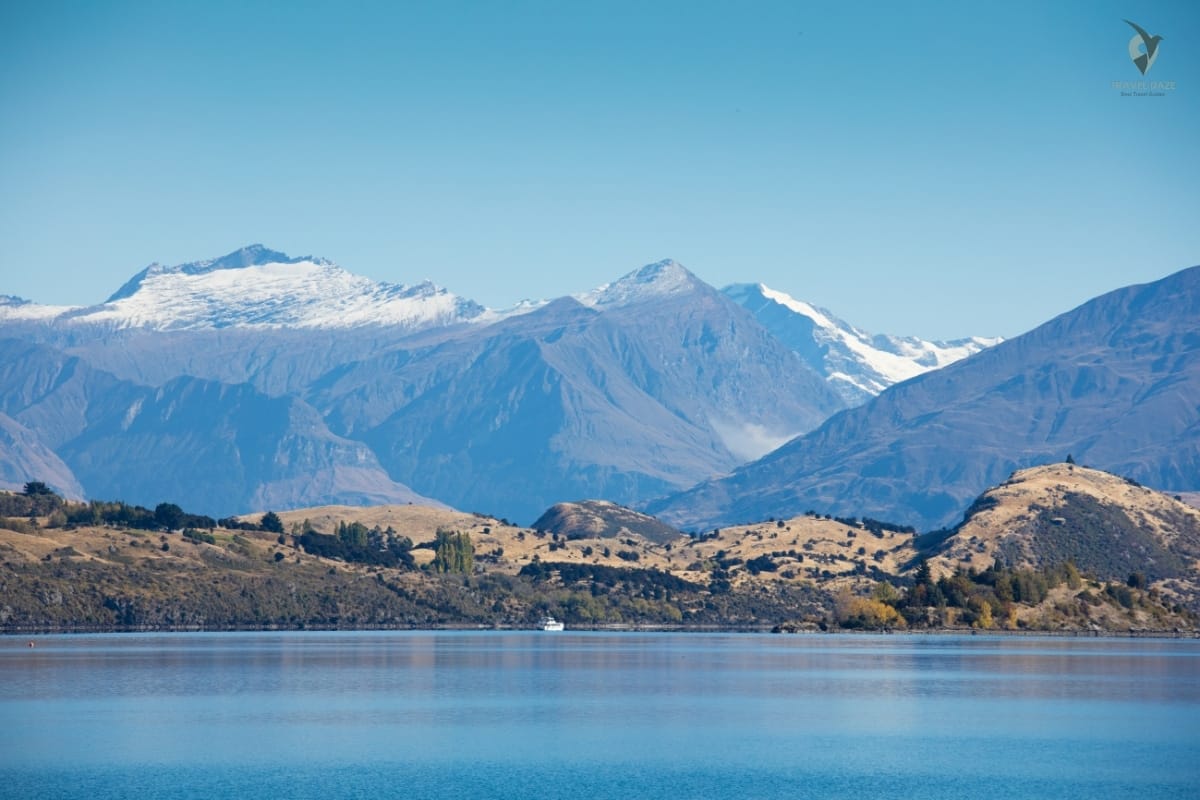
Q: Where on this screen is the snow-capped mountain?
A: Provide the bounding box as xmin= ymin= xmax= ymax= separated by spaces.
xmin=0 ymin=245 xmax=1008 ymax=522
xmin=0 ymin=294 xmax=79 ymax=322
xmin=575 ymin=259 xmax=701 ymax=308
xmin=312 ymin=260 xmax=845 ymax=523
xmin=7 ymin=245 xmax=490 ymax=332
xmin=0 ymin=250 xmax=848 ymax=521
xmin=723 ymin=283 xmax=1001 ymax=404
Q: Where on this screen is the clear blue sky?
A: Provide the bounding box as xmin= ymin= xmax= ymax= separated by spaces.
xmin=1 ymin=0 xmax=1197 ymax=339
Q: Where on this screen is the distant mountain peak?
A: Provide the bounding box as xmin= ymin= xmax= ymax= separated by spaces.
xmin=76 ymin=246 xmax=488 ymax=331
xmin=106 ymin=245 xmax=315 ymax=303
xmin=176 ymin=243 xmax=309 ymax=275
xmin=724 ymin=282 xmax=1000 ymax=404
xmin=577 ymin=259 xmax=703 ymax=308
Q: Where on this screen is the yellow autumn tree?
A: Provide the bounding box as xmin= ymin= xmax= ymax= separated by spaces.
xmin=836 ymin=591 xmax=906 ymax=629
xmin=971 ymin=597 xmax=995 ymax=630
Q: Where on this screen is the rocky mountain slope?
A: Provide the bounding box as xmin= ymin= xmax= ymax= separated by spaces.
xmin=0 ymin=245 xmax=1184 ymax=527
xmin=3 ymin=249 xmax=853 ymax=521
xmin=0 ymin=339 xmax=433 ymax=513
xmin=317 ymin=265 xmax=844 ymax=521
xmin=0 ymin=413 xmax=84 ymax=498
xmin=651 ymin=265 xmax=1200 ymax=532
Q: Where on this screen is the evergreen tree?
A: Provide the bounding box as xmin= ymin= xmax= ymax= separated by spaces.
xmin=337 ymin=521 xmax=368 ymax=549
xmin=154 ymin=502 xmax=185 ymax=530
xmin=431 ymin=529 xmax=474 ymax=573
xmin=913 ymin=558 xmax=933 ymax=587
xmin=260 ymin=511 xmax=284 ymax=534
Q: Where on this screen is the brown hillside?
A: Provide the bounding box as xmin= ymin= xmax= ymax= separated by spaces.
xmin=531 ymin=500 xmax=683 ymax=544
xmin=929 ymin=463 xmax=1200 ymax=602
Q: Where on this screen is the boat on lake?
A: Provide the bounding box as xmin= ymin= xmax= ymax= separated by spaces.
xmin=540 ymin=616 xmax=565 ymax=631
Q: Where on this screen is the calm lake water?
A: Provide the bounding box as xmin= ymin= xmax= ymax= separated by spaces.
xmin=1 ymin=631 xmax=1197 ymax=799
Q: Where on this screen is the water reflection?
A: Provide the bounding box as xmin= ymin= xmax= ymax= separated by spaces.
xmin=1 ymin=632 xmax=1197 ymax=795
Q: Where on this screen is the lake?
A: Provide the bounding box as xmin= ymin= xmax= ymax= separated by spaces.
xmin=1 ymin=632 xmax=1197 ymax=799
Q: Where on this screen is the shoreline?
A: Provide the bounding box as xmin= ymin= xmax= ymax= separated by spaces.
xmin=5 ymin=623 xmax=1197 ymax=639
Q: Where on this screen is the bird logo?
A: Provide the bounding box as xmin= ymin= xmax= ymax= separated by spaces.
xmin=1124 ymin=20 xmax=1163 ymax=75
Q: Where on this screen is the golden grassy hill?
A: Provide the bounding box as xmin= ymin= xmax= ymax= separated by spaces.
xmin=662 ymin=514 xmax=916 ymax=591
xmin=926 ymin=463 xmax=1200 ymax=600
xmin=3 ymin=463 xmax=1197 ymax=633
xmin=246 ymin=502 xmax=919 ymax=592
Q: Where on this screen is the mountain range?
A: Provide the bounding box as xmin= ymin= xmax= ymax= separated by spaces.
xmin=649 ymin=264 xmax=1200 ymax=531
xmin=2 ymin=244 xmax=1195 ymax=530
xmin=2 ymin=245 xmax=977 ymax=520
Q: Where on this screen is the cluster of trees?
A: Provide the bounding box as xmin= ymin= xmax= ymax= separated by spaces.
xmin=219 ymin=511 xmax=282 ymax=533
xmin=429 ymin=529 xmax=474 ymax=573
xmin=182 ymin=528 xmax=216 ymax=544
xmin=297 ymin=520 xmax=415 ymax=568
xmin=0 ymin=482 xmax=67 ymax=517
xmin=519 ymin=561 xmax=703 ymax=596
xmin=62 ymin=500 xmax=218 ymax=532
xmin=828 ymin=514 xmax=916 ymax=536
xmin=859 ymin=517 xmax=916 ymax=536
xmin=3 ymin=481 xmax=296 ymax=537
xmin=836 ymin=593 xmax=907 ymax=629
xmin=744 ymin=554 xmax=778 ymax=575
xmin=859 ymin=559 xmax=1088 ymax=629
xmin=832 ymin=559 xmax=1091 ymax=630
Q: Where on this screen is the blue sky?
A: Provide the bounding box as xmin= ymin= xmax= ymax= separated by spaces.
xmin=1 ymin=0 xmax=1197 ymax=339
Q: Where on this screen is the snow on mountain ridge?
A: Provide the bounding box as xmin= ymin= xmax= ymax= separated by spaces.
xmin=724 ymin=282 xmax=1001 ymax=404
xmin=104 ymin=244 xmax=308 ymax=302
xmin=756 ymin=284 xmax=839 ymax=330
xmin=0 ymin=293 xmax=81 ymax=322
xmin=0 ymin=245 xmax=554 ymax=332
xmin=79 ymin=257 xmax=486 ymax=331
xmin=576 ymin=259 xmax=700 ymax=308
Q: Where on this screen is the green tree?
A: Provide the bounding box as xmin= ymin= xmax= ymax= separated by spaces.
xmin=337 ymin=520 xmax=368 ymax=549
xmin=154 ymin=502 xmax=185 ymax=530
xmin=913 ymin=558 xmax=933 ymax=588
xmin=1063 ymin=561 xmax=1082 ymax=590
xmin=23 ymin=481 xmax=54 ymax=496
xmin=431 ymin=529 xmax=474 ymax=574
xmin=260 ymin=511 xmax=284 ymax=534
xmin=871 ymin=581 xmax=901 ymax=605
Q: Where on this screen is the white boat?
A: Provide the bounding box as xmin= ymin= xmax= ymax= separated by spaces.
xmin=540 ymin=616 xmax=565 ymax=631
